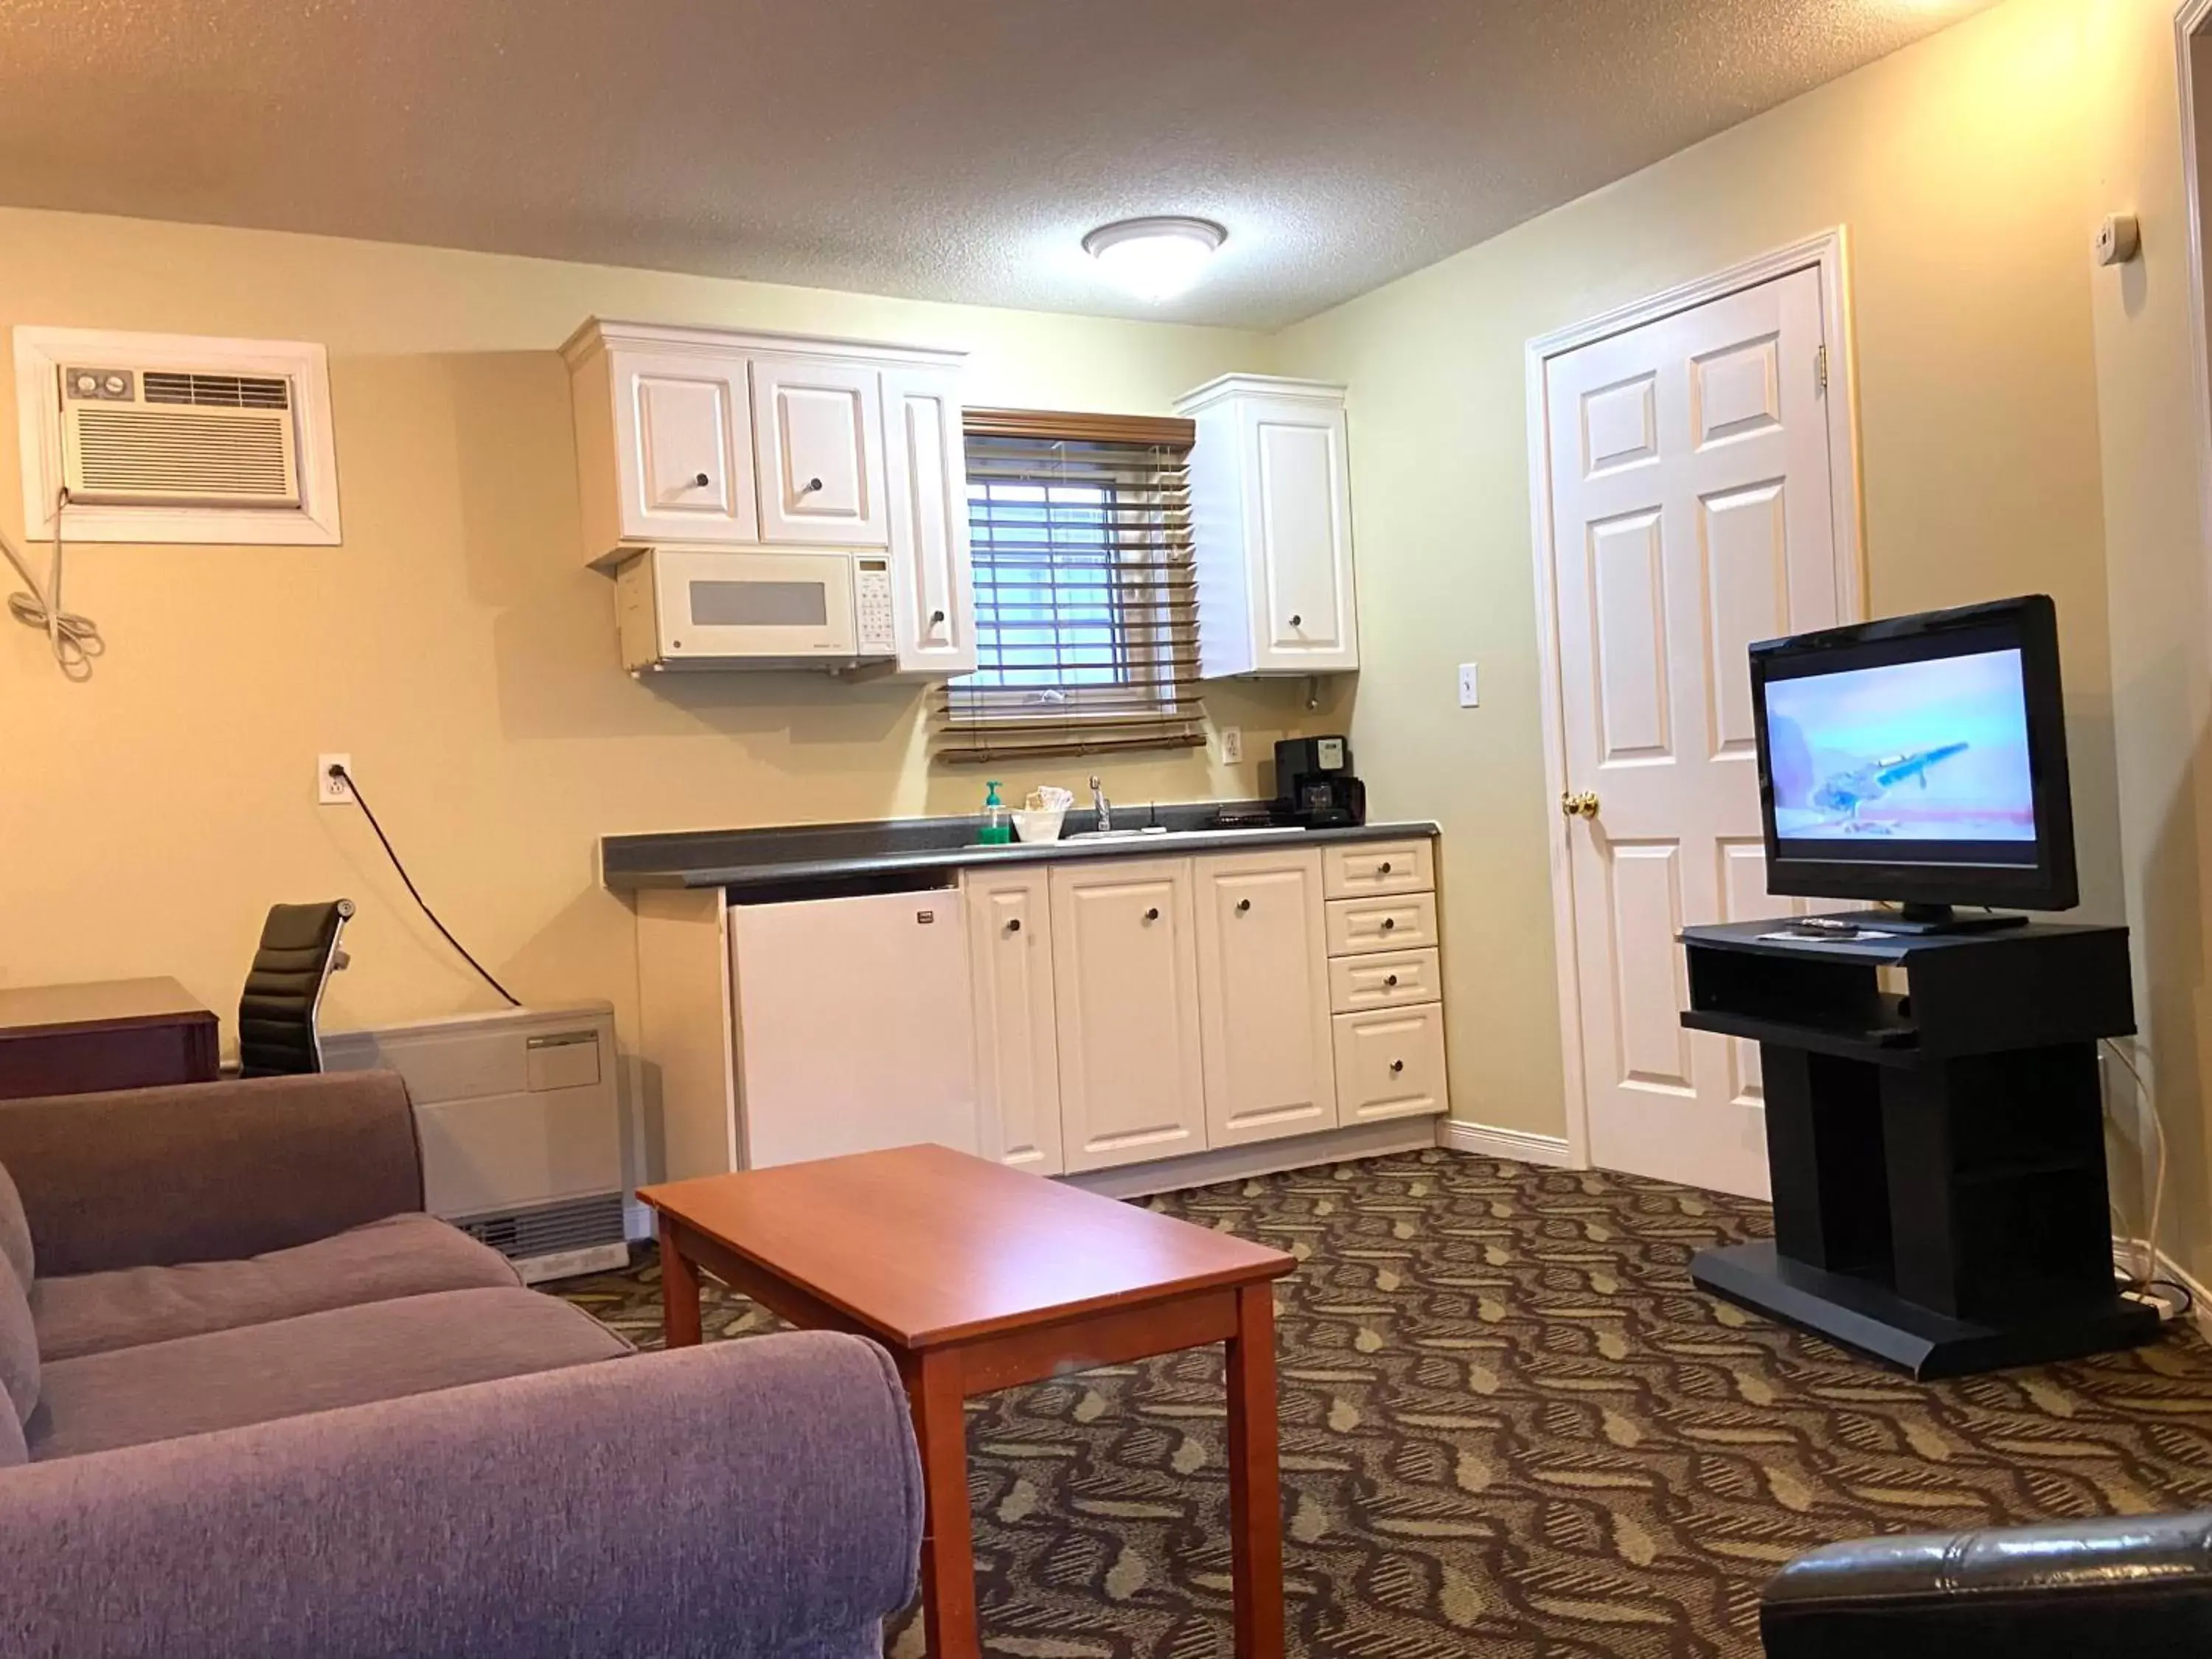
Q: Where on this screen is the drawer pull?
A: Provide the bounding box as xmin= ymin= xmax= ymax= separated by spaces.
xmin=931 ymin=609 xmax=946 ymax=625
xmin=1379 ymin=860 xmax=1393 ymax=874
xmin=1380 ymin=917 xmax=1397 ymax=933
xmin=1236 ymin=898 xmax=1252 ymax=914
xmin=1383 ymin=973 xmax=1399 ymax=987
xmin=1144 ymin=907 xmax=1160 ymax=922
xmin=1289 ymin=613 xmax=1303 ymax=627
xmin=1390 ymin=1058 xmax=1405 ymax=1074
xmin=1006 ymin=918 xmax=1021 ymax=933
xmin=800 ymin=476 xmax=824 ymax=495
xmin=690 ymin=471 xmax=710 ymax=487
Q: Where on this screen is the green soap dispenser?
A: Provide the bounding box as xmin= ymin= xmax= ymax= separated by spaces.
xmin=978 ymin=779 xmax=1012 ymax=844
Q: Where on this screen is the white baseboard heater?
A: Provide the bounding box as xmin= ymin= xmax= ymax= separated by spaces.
xmin=321 ymin=1003 xmax=629 ymax=1284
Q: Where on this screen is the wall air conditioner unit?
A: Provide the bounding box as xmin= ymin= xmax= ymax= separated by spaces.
xmin=13 ymin=326 xmax=341 ymax=545
xmin=321 ymin=1003 xmax=629 ymax=1284
xmin=58 ymin=365 xmax=302 ymax=508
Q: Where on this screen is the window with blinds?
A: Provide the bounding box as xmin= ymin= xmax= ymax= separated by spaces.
xmin=936 ymin=409 xmax=1203 ymax=762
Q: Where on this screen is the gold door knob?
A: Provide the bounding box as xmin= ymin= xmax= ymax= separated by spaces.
xmin=1559 ymin=790 xmax=1600 ymax=820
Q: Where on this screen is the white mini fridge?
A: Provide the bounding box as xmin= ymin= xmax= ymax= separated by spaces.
xmin=726 ymin=887 xmax=980 ymax=1169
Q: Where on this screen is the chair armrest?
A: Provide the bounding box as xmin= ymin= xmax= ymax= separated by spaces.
xmin=0 ymin=1329 xmax=922 ymax=1659
xmin=0 ymin=1071 xmax=423 ymax=1275
xmin=1761 ymin=1511 xmax=2212 ymax=1658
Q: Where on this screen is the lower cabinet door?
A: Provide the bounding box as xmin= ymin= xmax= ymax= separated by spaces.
xmin=1332 ymin=1003 xmax=1450 ymax=1124
xmin=964 ymin=868 xmax=1062 ymax=1175
xmin=1049 ymin=858 xmax=1207 ymax=1172
xmin=1195 ymin=848 xmax=1338 ymax=1147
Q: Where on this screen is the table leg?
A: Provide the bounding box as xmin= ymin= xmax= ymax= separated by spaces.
xmin=658 ymin=1217 xmax=703 ymax=1349
xmin=904 ymin=1347 xmax=980 ymax=1659
xmin=1226 ymin=1281 xmax=1286 ymax=1659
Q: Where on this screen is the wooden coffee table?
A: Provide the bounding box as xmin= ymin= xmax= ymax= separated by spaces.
xmin=639 ymin=1143 xmax=1297 ymax=1659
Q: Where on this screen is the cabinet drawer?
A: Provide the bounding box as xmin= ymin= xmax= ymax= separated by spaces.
xmin=1332 ymin=1004 xmax=1448 ymax=1123
xmin=1324 ymin=891 xmax=1438 ymax=956
xmin=1322 ymin=838 xmax=1433 ymax=899
xmin=1328 ymin=947 xmax=1441 ymax=1013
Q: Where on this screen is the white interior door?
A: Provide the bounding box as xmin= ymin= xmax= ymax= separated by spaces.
xmin=1545 ymin=265 xmax=1846 ymax=1199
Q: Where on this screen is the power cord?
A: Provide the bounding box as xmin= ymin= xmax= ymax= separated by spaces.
xmin=2 ymin=487 xmax=103 ymax=678
xmin=2101 ymin=1035 xmax=2174 ymax=1310
xmin=327 ymin=762 xmax=521 ymax=1008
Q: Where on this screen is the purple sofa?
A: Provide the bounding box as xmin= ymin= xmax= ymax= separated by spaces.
xmin=0 ymin=1071 xmax=923 ymax=1658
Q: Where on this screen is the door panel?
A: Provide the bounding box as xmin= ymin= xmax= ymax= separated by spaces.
xmin=1547 ymin=264 xmax=1842 ymax=1199
xmin=964 ymin=869 xmax=1062 ymax=1175
xmin=1194 ymin=850 xmax=1337 ymax=1147
xmin=751 ymin=360 xmax=888 ymax=545
xmin=1049 ymin=859 xmax=1206 ymax=1172
xmin=613 ymin=352 xmax=757 ymax=544
xmin=881 ymin=368 xmax=975 ymax=674
xmin=1245 ymin=400 xmax=1358 ymax=671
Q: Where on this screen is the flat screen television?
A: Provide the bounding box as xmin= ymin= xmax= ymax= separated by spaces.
xmin=1749 ymin=594 xmax=2076 ymax=933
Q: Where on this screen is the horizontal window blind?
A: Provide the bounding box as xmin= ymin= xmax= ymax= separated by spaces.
xmin=936 ymin=411 xmax=1204 ymax=762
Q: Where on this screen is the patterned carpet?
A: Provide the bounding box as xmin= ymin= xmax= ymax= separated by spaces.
xmin=560 ymin=1150 xmax=2212 ymax=1658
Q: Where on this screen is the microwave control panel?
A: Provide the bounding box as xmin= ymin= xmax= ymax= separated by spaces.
xmin=855 ymin=557 xmax=896 ymax=655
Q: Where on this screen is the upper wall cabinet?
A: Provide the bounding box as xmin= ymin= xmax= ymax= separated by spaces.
xmin=563 ymin=319 xmax=976 ymax=678
xmin=1175 ymin=375 xmax=1360 ymax=678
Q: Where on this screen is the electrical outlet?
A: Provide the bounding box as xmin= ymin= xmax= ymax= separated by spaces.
xmin=318 ymin=754 xmax=353 ymax=806
xmin=1458 ymin=663 xmax=1480 ymax=708
xmin=1219 ymin=726 xmax=1244 ymax=764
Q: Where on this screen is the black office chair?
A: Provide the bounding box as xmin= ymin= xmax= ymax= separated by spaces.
xmin=237 ymin=899 xmax=355 ymax=1077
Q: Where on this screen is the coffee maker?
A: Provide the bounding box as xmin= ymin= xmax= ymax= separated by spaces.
xmin=1273 ymin=736 xmax=1366 ymax=828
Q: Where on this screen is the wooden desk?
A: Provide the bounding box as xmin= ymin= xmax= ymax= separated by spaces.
xmin=0 ymin=978 xmax=220 ymax=1100
xmin=642 ymin=1144 xmax=1296 ymax=1659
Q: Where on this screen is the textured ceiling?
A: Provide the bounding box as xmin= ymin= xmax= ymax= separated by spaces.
xmin=0 ymin=1 xmax=1987 ymax=329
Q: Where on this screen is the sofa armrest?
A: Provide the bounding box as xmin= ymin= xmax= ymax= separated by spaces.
xmin=0 ymin=1071 xmax=423 ymax=1276
xmin=0 ymin=1329 xmax=922 ymax=1659
xmin=1761 ymin=1511 xmax=2212 ymax=1658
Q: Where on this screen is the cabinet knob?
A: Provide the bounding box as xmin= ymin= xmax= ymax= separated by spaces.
xmin=1390 ymin=1058 xmax=1405 ymax=1074
xmin=801 ymin=476 xmax=824 ymax=495
xmin=1006 ymin=917 xmax=1021 ymax=933
xmin=1384 ymin=973 xmax=1399 ymax=987
xmin=1380 ymin=917 xmax=1397 ymax=932
xmin=1236 ymin=898 xmax=1252 ymax=914
xmin=1144 ymin=907 xmax=1160 ymax=922
xmin=1289 ymin=613 xmax=1303 ymax=627
xmin=1378 ymin=860 xmax=1393 ymax=874
xmin=691 ymin=471 xmax=710 ymax=488
xmin=931 ymin=610 xmax=946 ymax=625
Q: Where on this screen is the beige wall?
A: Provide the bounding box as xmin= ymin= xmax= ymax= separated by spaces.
xmin=1277 ymin=0 xmax=2120 ymax=1147
xmin=0 ymin=208 xmax=1326 ymax=1053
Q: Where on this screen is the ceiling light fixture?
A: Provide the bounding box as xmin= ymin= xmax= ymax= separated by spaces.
xmin=1082 ymin=216 xmax=1227 ymax=302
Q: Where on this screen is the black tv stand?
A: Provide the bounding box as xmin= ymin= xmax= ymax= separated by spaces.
xmin=1680 ymin=919 xmax=2155 ymax=1377
xmin=1820 ymin=902 xmax=2028 ymax=936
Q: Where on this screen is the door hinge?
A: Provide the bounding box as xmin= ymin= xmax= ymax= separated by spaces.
xmin=1815 ymin=344 xmax=1829 ymax=396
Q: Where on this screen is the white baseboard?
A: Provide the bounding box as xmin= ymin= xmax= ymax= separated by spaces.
xmin=1434 ymin=1119 xmax=1577 ymax=1168
xmin=2112 ymin=1235 xmax=2212 ymax=1345
xmin=1064 ymin=1116 xmax=1440 ymax=1200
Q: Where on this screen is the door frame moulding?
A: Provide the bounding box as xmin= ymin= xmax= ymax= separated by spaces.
xmin=1523 ymin=229 xmax=1867 ymax=1171
xmin=2174 ymin=1 xmax=2212 ymax=571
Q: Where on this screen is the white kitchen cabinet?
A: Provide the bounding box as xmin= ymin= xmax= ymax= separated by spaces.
xmin=1048 ymin=858 xmax=1207 ymax=1172
xmin=881 ymin=366 xmax=978 ymax=675
xmin=963 ymin=866 xmax=1062 ymax=1175
xmin=750 ymin=357 xmax=890 ymax=546
xmin=1333 ymin=1003 xmax=1449 ymax=1124
xmin=588 ymin=349 xmax=759 ymax=550
xmin=1176 ymin=375 xmax=1359 ymax=678
xmin=1194 ymin=849 xmax=1338 ymax=1148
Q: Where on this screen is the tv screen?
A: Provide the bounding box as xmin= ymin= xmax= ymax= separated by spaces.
xmin=1750 ymin=595 xmax=2076 ymax=921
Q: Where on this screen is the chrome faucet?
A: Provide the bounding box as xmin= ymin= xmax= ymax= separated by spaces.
xmin=1089 ymin=773 xmax=1112 ymax=833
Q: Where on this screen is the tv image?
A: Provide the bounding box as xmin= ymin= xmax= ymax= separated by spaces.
xmin=1750 ymin=595 xmax=2076 ymax=930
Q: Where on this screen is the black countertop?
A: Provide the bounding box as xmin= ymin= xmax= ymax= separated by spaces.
xmin=602 ymin=802 xmax=1440 ymax=892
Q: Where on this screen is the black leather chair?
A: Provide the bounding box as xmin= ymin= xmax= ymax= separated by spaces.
xmin=1762 ymin=1509 xmax=2212 ymax=1655
xmin=237 ymin=900 xmax=355 ymax=1077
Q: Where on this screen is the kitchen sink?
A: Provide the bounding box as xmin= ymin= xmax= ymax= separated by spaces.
xmin=1061 ymin=825 xmax=1302 ymax=842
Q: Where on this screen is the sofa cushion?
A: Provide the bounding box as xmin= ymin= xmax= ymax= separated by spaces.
xmin=0 ymin=1259 xmax=36 ymax=1429
xmin=31 ymin=1211 xmax=521 ymax=1362
xmin=0 ymin=1158 xmax=30 ymax=1286
xmin=27 ymin=1286 xmax=630 ymax=1461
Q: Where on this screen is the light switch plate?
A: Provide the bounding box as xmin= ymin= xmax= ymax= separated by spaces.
xmin=318 ymin=754 xmax=353 ymax=805
xmin=1219 ymin=726 xmax=1244 ymax=764
xmin=1458 ymin=664 xmax=1479 ymax=708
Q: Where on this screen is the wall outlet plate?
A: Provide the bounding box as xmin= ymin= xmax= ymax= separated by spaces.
xmin=1458 ymin=663 xmax=1479 ymax=707
xmin=318 ymin=754 xmax=353 ymax=805
xmin=1219 ymin=726 xmax=1243 ymax=764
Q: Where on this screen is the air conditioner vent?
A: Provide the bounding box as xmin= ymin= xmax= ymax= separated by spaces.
xmin=141 ymin=371 xmax=291 ymax=410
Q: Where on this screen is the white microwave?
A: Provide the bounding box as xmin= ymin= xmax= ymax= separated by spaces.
xmin=614 ymin=547 xmax=897 ymax=673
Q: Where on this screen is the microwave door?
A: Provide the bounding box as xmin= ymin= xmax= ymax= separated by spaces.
xmin=655 ymin=549 xmax=857 ymax=660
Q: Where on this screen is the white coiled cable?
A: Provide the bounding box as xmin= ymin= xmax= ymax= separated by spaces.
xmin=1 ymin=488 xmax=101 ymax=679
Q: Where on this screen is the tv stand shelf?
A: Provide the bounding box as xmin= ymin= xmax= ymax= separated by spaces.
xmin=1681 ymin=919 xmax=2153 ymax=1378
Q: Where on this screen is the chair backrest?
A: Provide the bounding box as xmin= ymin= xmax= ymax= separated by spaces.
xmin=237 ymin=900 xmax=355 ymax=1078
